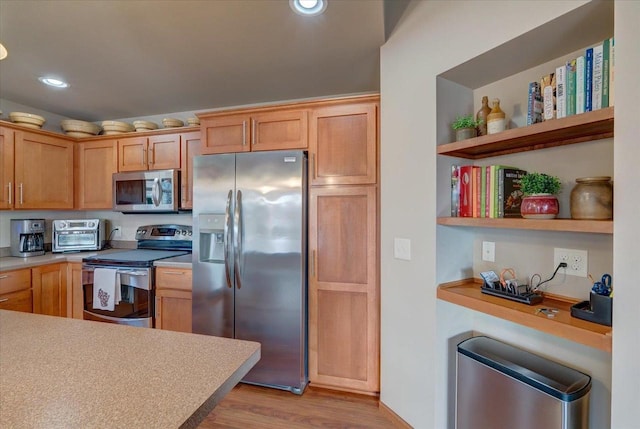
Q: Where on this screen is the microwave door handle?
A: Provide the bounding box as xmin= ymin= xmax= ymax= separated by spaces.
xmin=224 ymin=190 xmax=233 ymax=289
xmin=151 ymin=178 xmax=161 ymax=206
xmin=233 ymin=190 xmax=243 ymax=290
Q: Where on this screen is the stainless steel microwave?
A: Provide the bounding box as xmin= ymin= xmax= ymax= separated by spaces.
xmin=113 ymin=169 xmax=180 ymax=213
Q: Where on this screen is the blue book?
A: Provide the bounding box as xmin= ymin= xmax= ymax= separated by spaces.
xmin=585 ymin=47 xmax=593 ymax=112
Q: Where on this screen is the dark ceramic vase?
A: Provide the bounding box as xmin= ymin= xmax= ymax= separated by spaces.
xmin=520 ymin=194 xmax=559 ymax=219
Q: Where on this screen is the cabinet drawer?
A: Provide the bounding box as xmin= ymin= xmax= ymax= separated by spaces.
xmin=156 ymin=268 xmax=192 ymax=291
xmin=0 ymin=268 xmax=31 ymax=295
xmin=0 ymin=288 xmax=33 ymax=313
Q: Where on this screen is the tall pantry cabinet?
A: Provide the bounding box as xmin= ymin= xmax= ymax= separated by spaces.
xmin=308 ymin=96 xmax=379 ymax=394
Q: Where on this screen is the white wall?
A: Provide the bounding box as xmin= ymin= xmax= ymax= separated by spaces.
xmin=380 ymin=1 xmax=625 ymax=428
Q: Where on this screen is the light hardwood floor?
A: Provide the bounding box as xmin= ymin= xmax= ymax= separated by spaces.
xmin=199 ymin=384 xmax=400 ymax=428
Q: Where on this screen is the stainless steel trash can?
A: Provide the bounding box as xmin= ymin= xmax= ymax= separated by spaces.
xmin=456 ymin=336 xmax=591 ymax=429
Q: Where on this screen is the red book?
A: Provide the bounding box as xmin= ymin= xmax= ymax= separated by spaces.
xmin=458 ymin=165 xmax=474 ymax=217
xmin=485 ymin=166 xmax=491 ymax=218
xmin=473 ymin=166 xmax=481 ymax=217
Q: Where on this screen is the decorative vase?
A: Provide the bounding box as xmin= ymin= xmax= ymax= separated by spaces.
xmin=486 ymin=98 xmax=506 ymax=135
xmin=520 ymin=193 xmax=559 ymax=219
xmin=455 ymin=127 xmax=477 ymax=141
xmin=570 ymin=176 xmax=613 ymax=220
xmin=476 ymin=96 xmax=491 ymax=136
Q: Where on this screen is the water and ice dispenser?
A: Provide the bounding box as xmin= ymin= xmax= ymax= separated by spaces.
xmin=198 ymin=214 xmax=225 ymax=263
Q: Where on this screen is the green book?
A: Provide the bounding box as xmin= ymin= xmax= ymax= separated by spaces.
xmin=602 ymin=37 xmax=610 ymax=108
xmin=480 ymin=166 xmax=487 ymax=218
xmin=566 ymin=59 xmax=577 ymax=116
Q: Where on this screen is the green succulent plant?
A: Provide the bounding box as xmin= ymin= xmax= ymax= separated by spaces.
xmin=451 ymin=115 xmax=482 ymax=130
xmin=520 ymin=172 xmax=561 ymax=195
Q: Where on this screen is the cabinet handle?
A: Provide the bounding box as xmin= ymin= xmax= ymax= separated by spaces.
xmin=0 ymin=298 xmax=8 ymax=303
xmin=311 ymin=250 xmax=316 ymax=277
xmin=242 ymin=121 xmax=247 ymax=146
xmin=18 ymin=183 xmax=23 ymax=205
xmin=162 ymin=271 xmax=185 ymax=276
xmin=0 ymin=275 xmax=9 ymax=279
xmin=143 ymin=147 xmax=147 ymax=166
xmin=311 ymin=153 xmax=316 ymax=180
xmin=252 ymin=119 xmax=256 ymax=145
xmin=7 ymin=182 xmax=11 ymax=205
xmin=148 ymin=147 xmax=154 ymax=166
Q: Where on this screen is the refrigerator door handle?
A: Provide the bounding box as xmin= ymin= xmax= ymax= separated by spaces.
xmin=234 ymin=190 xmax=243 ymax=289
xmin=224 ymin=189 xmax=233 ymax=289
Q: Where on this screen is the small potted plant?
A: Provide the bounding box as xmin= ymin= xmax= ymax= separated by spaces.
xmin=451 ymin=115 xmax=482 ymax=141
xmin=519 ymin=172 xmax=562 ymax=219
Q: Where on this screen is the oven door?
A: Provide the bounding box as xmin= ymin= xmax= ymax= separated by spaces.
xmin=82 ymin=265 xmax=154 ymax=327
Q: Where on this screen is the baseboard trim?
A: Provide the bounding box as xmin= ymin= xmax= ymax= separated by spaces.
xmin=379 ymin=400 xmax=413 ymax=428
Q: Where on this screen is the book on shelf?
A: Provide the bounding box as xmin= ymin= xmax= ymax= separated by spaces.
xmin=585 ymin=47 xmax=593 ymax=112
xmin=609 ymin=38 xmax=615 ymax=106
xmin=576 ymin=55 xmax=586 ymax=114
xmin=592 ymin=42 xmax=604 ymax=110
xmin=451 ymin=165 xmax=459 ymax=217
xmin=498 ymin=168 xmax=527 ymax=218
xmin=473 ymin=166 xmax=481 ymax=218
xmin=480 ymin=166 xmax=487 ymax=218
xmin=485 ymin=166 xmax=491 ymax=218
xmin=458 ymin=165 xmax=474 ymax=217
xmin=541 ymin=73 xmax=556 ymax=121
xmin=602 ymin=37 xmax=610 ymax=108
xmin=526 ymin=81 xmax=543 ymax=125
xmin=555 ymin=65 xmax=566 ymax=119
xmin=566 ymin=59 xmax=577 ymax=117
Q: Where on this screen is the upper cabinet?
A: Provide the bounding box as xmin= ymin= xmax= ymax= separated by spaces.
xmin=180 ymin=131 xmax=202 ymax=210
xmin=117 ymin=134 xmax=181 ymax=172
xmin=309 ymin=101 xmax=378 ymax=186
xmin=199 ymin=109 xmax=308 ymax=155
xmin=6 ymin=128 xmax=74 ymax=209
xmin=75 ymin=139 xmax=118 ymax=210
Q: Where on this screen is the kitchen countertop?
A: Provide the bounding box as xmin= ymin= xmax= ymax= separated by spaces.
xmin=0 ymin=249 xmax=193 ymax=271
xmin=0 ymin=310 xmax=260 ymax=428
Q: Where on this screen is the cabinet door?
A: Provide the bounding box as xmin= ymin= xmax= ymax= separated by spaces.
xmin=309 ymin=102 xmax=377 ymax=186
xmin=250 ymin=110 xmax=308 ymax=151
xmin=0 ymin=289 xmax=32 ymax=313
xmin=0 ymin=126 xmax=15 ymax=209
xmin=14 ymin=131 xmax=74 ymax=209
xmin=0 ymin=268 xmax=31 ymax=295
xmin=75 ymin=139 xmax=118 ymax=209
xmin=67 ymin=263 xmax=84 ymax=319
xmin=118 ymin=136 xmax=148 ymax=171
xmin=155 ymin=289 xmax=192 ymax=333
xmin=200 ymin=114 xmax=251 ymax=154
xmin=180 ymin=131 xmax=202 ymax=209
xmin=32 ymin=264 xmax=67 ymax=317
xmin=148 ymin=133 xmax=181 ymax=170
xmin=308 ymin=186 xmax=379 ymax=393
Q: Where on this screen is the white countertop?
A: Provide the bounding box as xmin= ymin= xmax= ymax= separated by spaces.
xmin=0 ymin=310 xmax=260 ymax=428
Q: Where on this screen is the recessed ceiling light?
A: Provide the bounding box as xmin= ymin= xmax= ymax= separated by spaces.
xmin=290 ymin=0 xmax=327 ymax=16
xmin=0 ymin=43 xmax=7 ymax=60
xmin=38 ymin=77 xmax=70 ymax=88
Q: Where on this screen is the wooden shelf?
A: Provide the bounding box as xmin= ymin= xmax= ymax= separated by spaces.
xmin=437 ymin=217 xmax=613 ymax=234
xmin=437 ymin=107 xmax=614 ymax=159
xmin=437 ymin=279 xmax=612 ymax=352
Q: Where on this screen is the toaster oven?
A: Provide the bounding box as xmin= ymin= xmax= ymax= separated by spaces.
xmin=52 ymin=219 xmax=106 ymax=253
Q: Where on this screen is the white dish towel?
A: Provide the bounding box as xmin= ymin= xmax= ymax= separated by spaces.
xmin=92 ymin=268 xmax=121 ymax=311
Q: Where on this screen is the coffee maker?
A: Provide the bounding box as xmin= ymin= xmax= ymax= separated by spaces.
xmin=10 ymin=219 xmax=45 ymax=257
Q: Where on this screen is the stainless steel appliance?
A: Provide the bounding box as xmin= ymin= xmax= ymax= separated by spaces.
xmin=52 ymin=219 xmax=106 ymax=253
xmin=192 ymin=150 xmax=308 ymax=394
xmin=113 ymin=169 xmax=180 ymax=213
xmin=81 ymin=224 xmax=192 ymax=327
xmin=10 ymin=219 xmax=45 ymax=257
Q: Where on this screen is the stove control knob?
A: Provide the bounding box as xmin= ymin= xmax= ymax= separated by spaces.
xmin=187 ymin=231 xmax=192 ymax=236
xmin=182 ymin=230 xmax=187 ymax=235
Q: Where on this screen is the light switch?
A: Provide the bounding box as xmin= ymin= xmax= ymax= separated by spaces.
xmin=482 ymin=241 xmax=495 ymax=262
xmin=394 ymin=238 xmax=411 ymax=261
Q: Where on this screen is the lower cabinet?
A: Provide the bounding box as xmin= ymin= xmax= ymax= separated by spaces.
xmin=67 ymin=262 xmax=84 ymax=319
xmin=155 ymin=267 xmax=192 ymax=333
xmin=0 ymin=268 xmax=32 ymax=313
xmin=308 ymin=185 xmax=379 ymax=394
xmin=32 ymin=263 xmax=67 ymax=317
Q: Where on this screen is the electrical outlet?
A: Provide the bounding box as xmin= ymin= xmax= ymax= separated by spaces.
xmin=482 ymin=241 xmax=495 ymax=262
xmin=554 ymin=248 xmax=588 ymax=277
xmin=112 ymin=226 xmax=122 ymax=239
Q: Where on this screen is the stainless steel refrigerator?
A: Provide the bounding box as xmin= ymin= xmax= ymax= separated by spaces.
xmin=192 ymin=150 xmax=308 ymax=394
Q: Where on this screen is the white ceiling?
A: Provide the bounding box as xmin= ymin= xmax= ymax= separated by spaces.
xmin=0 ymin=0 xmax=404 ymax=122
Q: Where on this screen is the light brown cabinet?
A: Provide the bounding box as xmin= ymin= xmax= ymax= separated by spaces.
xmin=199 ymin=109 xmax=308 ymax=154
xmin=118 ymin=134 xmax=181 ymax=172
xmin=0 ymin=268 xmax=32 ymax=313
xmin=309 ymin=101 xmax=377 ymax=186
xmin=0 ymin=126 xmax=74 ymax=209
xmin=180 ymin=131 xmax=202 ymax=210
xmin=32 ymin=263 xmax=67 ymax=317
xmin=75 ymin=139 xmax=118 ymax=209
xmin=155 ymin=267 xmax=192 ymax=333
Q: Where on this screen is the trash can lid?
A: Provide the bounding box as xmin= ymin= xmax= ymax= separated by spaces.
xmin=458 ymin=336 xmax=592 ymax=402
